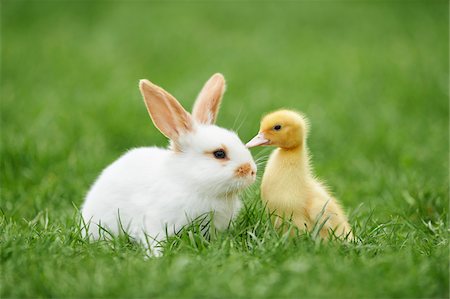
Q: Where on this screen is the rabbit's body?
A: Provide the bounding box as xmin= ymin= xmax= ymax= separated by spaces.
xmin=82 ymin=74 xmax=256 ymax=255
xmin=83 ymin=135 xmax=243 ymax=241
xmin=82 ymin=147 xmax=241 ymax=242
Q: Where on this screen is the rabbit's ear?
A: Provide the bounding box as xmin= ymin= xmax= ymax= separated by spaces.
xmin=192 ymin=73 xmax=226 ymax=125
xmin=139 ymin=79 xmax=193 ymax=140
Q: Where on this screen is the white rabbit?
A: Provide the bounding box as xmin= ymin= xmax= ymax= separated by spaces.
xmin=81 ymin=73 xmax=257 ymax=255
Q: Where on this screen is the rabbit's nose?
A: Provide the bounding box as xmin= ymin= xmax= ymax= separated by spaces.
xmin=235 ymin=163 xmax=255 ymax=178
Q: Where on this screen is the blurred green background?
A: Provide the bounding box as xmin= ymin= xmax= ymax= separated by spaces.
xmin=1 ymin=1 xmax=448 ymax=298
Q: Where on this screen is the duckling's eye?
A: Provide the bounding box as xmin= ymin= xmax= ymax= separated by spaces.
xmin=273 ymin=125 xmax=282 ymax=131
xmin=213 ymin=149 xmax=227 ymax=159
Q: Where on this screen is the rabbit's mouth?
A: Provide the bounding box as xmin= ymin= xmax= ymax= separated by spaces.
xmin=231 ymin=177 xmax=255 ymax=192
xmin=215 ymin=180 xmax=250 ymax=198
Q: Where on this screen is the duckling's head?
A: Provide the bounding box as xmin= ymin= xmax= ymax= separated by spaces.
xmin=246 ymin=110 xmax=309 ymax=149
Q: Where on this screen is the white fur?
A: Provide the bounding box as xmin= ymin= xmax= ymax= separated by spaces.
xmin=82 ymin=114 xmax=256 ymax=255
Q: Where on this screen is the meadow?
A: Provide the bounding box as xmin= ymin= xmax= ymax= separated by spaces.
xmin=1 ymin=1 xmax=448 ymax=298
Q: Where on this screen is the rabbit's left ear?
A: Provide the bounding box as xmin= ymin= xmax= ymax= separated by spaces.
xmin=192 ymin=73 xmax=226 ymax=125
xmin=139 ymin=79 xmax=193 ymax=141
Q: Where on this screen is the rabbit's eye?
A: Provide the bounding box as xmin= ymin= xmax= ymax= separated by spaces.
xmin=213 ymin=149 xmax=227 ymax=159
xmin=273 ymin=125 xmax=282 ymax=131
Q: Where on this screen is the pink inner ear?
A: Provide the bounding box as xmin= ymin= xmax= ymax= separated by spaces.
xmin=192 ymin=73 xmax=225 ymax=125
xmin=139 ymin=79 xmax=193 ymax=141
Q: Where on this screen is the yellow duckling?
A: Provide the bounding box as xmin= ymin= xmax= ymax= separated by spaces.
xmin=246 ymin=110 xmax=352 ymax=240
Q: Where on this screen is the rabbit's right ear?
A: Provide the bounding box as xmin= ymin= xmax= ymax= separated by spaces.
xmin=139 ymin=79 xmax=193 ymax=140
xmin=192 ymin=73 xmax=226 ymax=125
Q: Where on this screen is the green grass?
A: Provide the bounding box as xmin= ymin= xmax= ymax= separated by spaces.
xmin=1 ymin=1 xmax=448 ymax=298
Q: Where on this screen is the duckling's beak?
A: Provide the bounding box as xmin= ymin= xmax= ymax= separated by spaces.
xmin=246 ymin=132 xmax=270 ymax=148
